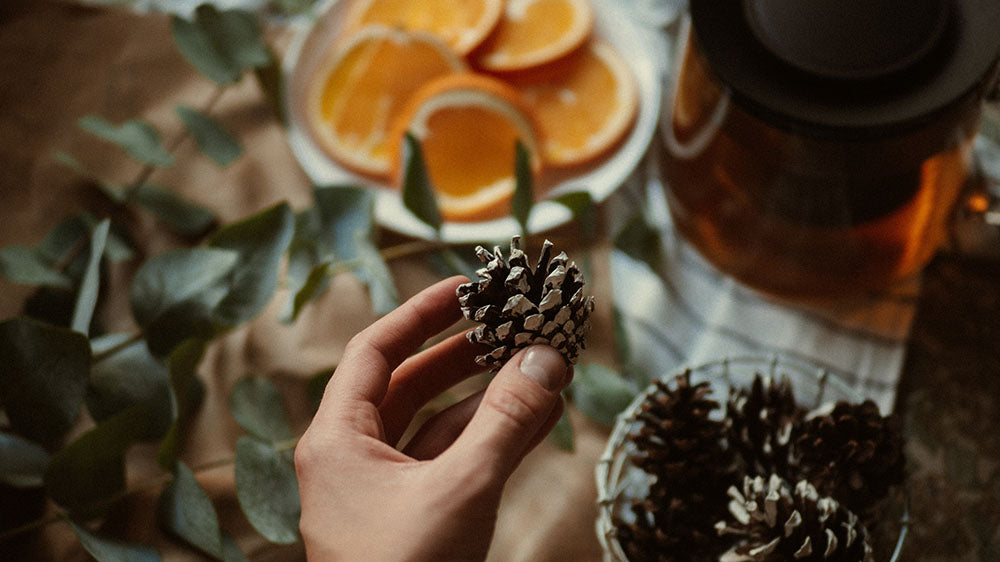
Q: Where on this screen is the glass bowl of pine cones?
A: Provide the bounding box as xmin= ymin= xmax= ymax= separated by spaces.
xmin=595 ymin=355 xmax=909 ymax=562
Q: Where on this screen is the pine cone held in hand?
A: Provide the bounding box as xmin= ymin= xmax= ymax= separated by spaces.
xmin=456 ymin=236 xmax=595 ymax=371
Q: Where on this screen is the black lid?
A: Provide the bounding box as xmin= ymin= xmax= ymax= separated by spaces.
xmin=689 ymin=0 xmax=1000 ymax=137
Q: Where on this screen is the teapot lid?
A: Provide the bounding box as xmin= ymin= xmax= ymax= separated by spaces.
xmin=689 ymin=0 xmax=1000 ymax=137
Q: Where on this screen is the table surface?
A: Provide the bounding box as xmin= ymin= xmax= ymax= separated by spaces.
xmin=1 ymin=1 xmax=998 ymax=561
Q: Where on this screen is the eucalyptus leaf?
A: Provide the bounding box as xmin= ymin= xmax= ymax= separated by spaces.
xmin=208 ymin=202 xmax=294 ymax=326
xmin=70 ymin=520 xmax=162 ymax=562
xmin=0 ymin=432 xmax=51 ymax=488
xmin=158 ymin=462 xmax=224 ymax=559
xmin=284 ymin=261 xmax=330 ymax=323
xmin=176 ymin=106 xmax=242 ymax=167
xmin=78 ymin=116 xmax=174 ymax=167
xmin=614 ymin=214 xmax=663 ymax=272
xmin=130 ymin=184 xmax=217 ymax=240
xmin=171 ymin=5 xmax=271 ymax=85
xmin=554 ymin=191 xmax=597 ymax=240
xmin=254 ymin=51 xmax=285 ymax=125
xmin=70 ymin=218 xmax=109 ymax=335
xmin=222 ymin=533 xmax=250 ymax=562
xmin=512 ymin=140 xmax=534 ymax=236
xmin=158 ymin=339 xmax=207 ymax=470
xmin=570 ymin=364 xmax=636 ymax=428
xmin=45 ymin=406 xmax=150 ymax=515
xmin=0 ymin=317 xmax=90 ymax=444
xmin=88 ymin=337 xmax=172 ymax=439
xmin=354 ymin=229 xmax=398 ymax=316
xmin=401 ymin=133 xmax=442 ymax=233
xmin=234 ymin=437 xmax=300 ymax=545
xmin=0 ymin=246 xmax=72 ymax=288
xmin=39 ymin=213 xmax=135 ymax=264
xmin=229 ymin=376 xmax=293 ymax=443
xmin=130 ymin=247 xmax=238 ymax=355
xmin=547 ymin=406 xmax=575 ymax=452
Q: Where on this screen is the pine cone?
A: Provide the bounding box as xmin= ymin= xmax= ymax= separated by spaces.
xmin=614 ymin=371 xmax=734 ymax=561
xmin=726 ymin=374 xmax=803 ymax=478
xmin=795 ymin=400 xmax=905 ymax=519
xmin=456 ymin=236 xmax=594 ymax=371
xmin=716 ymin=474 xmax=873 ymax=562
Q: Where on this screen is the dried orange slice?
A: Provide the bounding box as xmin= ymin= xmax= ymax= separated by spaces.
xmin=508 ymin=40 xmax=638 ymax=167
xmin=389 ymin=74 xmax=543 ymax=222
xmin=307 ymin=26 xmax=466 ymax=178
xmin=472 ymin=0 xmax=595 ymax=72
xmin=344 ymin=0 xmax=504 ymax=56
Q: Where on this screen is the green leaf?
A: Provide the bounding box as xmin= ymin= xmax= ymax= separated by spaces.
xmin=554 ymin=191 xmax=597 ymax=240
xmin=70 ymin=218 xmax=109 ymax=335
xmin=37 ymin=213 xmax=134 ymax=264
xmin=78 ymin=116 xmax=174 ymax=167
xmin=130 ymin=184 xmax=217 ymax=240
xmin=547 ymin=406 xmax=575 ymax=452
xmin=45 ymin=406 xmax=150 ymax=515
xmin=158 ymin=462 xmax=223 ymax=559
xmin=284 ymin=261 xmax=330 ymax=323
xmin=0 ymin=318 xmax=91 ymax=444
xmin=570 ymin=364 xmax=636 ymax=428
xmin=158 ymin=340 xmax=207 ymax=470
xmin=354 ymin=229 xmax=399 ymax=316
xmin=208 ymin=202 xmax=295 ymax=326
xmin=234 ymin=437 xmax=300 ymax=545
xmin=0 ymin=433 xmax=51 ymax=488
xmin=130 ymin=248 xmax=239 ymax=355
xmin=70 ymin=520 xmax=162 ymax=562
xmin=0 ymin=246 xmax=72 ymax=288
xmin=88 ymin=336 xmax=173 ymax=439
xmin=512 ymin=140 xmax=534 ymax=236
xmin=221 ymin=533 xmax=250 ymax=562
xmin=312 ymin=186 xmax=398 ymax=315
xmin=171 ymin=5 xmax=271 ymax=85
xmin=306 ymin=368 xmax=334 ymax=413
xmin=254 ymin=51 xmax=286 ymax=125
xmin=614 ymin=214 xmax=663 ymax=272
xmin=401 ymin=133 xmax=442 ymax=233
xmin=229 ymin=376 xmax=292 ymax=443
xmin=176 ymin=106 xmax=242 ymax=167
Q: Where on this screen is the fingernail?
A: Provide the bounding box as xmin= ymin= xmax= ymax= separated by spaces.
xmin=519 ymin=346 xmax=568 ymax=392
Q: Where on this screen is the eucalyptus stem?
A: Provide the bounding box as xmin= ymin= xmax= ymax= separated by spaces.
xmin=91 ymin=332 xmax=144 ymax=363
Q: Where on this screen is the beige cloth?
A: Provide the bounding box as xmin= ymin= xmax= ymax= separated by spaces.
xmin=0 ymin=1 xmax=614 ymax=560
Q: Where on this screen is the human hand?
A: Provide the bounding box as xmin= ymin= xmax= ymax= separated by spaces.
xmin=295 ymin=276 xmax=572 ymax=561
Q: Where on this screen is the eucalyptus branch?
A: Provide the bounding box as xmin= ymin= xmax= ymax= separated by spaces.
xmin=0 ymin=435 xmax=301 ymax=545
xmin=125 ymin=84 xmax=228 ymax=196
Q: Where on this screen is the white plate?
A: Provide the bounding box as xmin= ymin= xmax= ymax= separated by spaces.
xmin=283 ymin=0 xmax=664 ymax=242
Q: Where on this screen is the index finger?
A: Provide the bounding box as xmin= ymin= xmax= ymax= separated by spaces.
xmin=320 ymin=275 xmax=469 ymax=414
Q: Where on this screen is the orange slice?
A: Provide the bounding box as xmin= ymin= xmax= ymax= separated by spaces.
xmin=472 ymin=0 xmax=595 ymax=72
xmin=344 ymin=0 xmax=504 ymax=56
xmin=307 ymin=26 xmax=466 ymax=178
xmin=508 ymin=40 xmax=638 ymax=167
xmin=389 ymin=74 xmax=543 ymax=222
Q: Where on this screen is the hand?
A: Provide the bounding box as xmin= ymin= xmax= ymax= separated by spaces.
xmin=295 ymin=276 xmax=572 ymax=561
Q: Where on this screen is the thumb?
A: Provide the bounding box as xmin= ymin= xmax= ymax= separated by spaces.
xmin=443 ymin=345 xmax=570 ymax=483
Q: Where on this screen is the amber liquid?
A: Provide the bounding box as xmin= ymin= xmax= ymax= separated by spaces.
xmin=661 ymin=34 xmax=981 ymax=297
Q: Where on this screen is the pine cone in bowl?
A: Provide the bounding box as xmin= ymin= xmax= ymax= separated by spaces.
xmin=726 ymin=374 xmax=803 ymax=478
xmin=716 ymin=473 xmax=873 ymax=562
xmin=794 ymin=400 xmax=905 ymax=521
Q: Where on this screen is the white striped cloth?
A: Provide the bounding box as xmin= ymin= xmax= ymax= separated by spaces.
xmin=607 ymin=164 xmax=920 ymax=414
